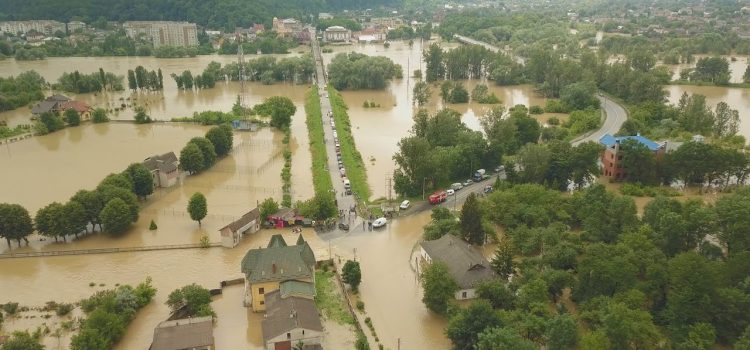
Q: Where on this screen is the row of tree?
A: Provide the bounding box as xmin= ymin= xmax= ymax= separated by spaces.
xmin=421 ymin=182 xmax=750 ymax=349
xmin=127 ymin=66 xmax=164 ymax=91
xmin=219 ymin=55 xmax=316 ymax=85
xmin=327 ymin=52 xmax=403 ymax=90
xmin=54 ymin=68 xmax=124 ymax=93
xmin=171 ymin=61 xmax=222 ymax=90
xmin=0 ymin=70 xmax=45 ymax=112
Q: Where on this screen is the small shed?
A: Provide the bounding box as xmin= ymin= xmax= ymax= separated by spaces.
xmin=219 ymin=207 xmax=261 ymax=248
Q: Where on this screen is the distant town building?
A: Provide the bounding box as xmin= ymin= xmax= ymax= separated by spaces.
xmin=272 ymin=17 xmax=303 ymax=39
xmin=220 ymin=207 xmax=261 ymax=248
xmin=354 ymin=26 xmax=387 ymax=42
xmin=369 ymin=17 xmax=404 ymax=29
xmin=66 ymin=21 xmax=86 ymax=33
xmin=324 ymin=26 xmax=351 ymax=42
xmin=419 ymin=234 xmax=497 ymax=300
xmin=262 ymin=289 xmax=323 ymax=350
xmin=599 ymin=134 xmax=666 ymax=180
xmin=123 ymin=21 xmax=198 ymax=47
xmin=0 ymin=20 xmax=65 ymax=36
xmin=241 ymin=234 xmax=316 ymax=312
xmin=318 ymin=13 xmax=334 ymax=20
xmin=142 ymin=152 xmax=181 ymax=188
xmin=151 ymin=316 xmax=214 ymax=350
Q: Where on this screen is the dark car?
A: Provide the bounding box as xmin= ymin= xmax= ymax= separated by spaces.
xmin=338 ymin=222 xmax=350 ymax=231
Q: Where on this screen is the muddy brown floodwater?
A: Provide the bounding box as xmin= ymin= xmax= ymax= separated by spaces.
xmin=666 ymin=84 xmax=750 ymax=138
xmin=321 ymin=40 xmax=548 ymax=200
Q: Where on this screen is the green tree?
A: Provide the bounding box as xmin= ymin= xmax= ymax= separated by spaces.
xmin=476 ymin=280 xmax=515 ymax=310
xmin=257 ymin=96 xmax=296 ymax=130
xmin=424 ymin=43 xmax=445 ymax=82
xmin=460 ymin=193 xmax=485 ymax=245
xmin=35 ymin=202 xmax=66 ymax=241
xmin=127 ymin=69 xmax=137 ymax=90
xmin=1 ymin=331 xmax=44 ymax=350
xmin=64 ymin=108 xmax=81 ymax=126
xmin=166 ymin=284 xmax=213 ymax=317
xmin=736 ymin=326 xmax=750 ymax=350
xmin=179 ymin=143 xmax=205 ymax=174
xmin=133 ymin=106 xmax=152 ymax=124
xmin=560 ymin=81 xmax=599 ymax=111
xmin=713 ymin=102 xmax=740 ymax=137
xmin=98 ymin=173 xmax=134 ymax=192
xmin=628 ymin=49 xmax=656 ymax=72
xmin=205 ymin=125 xmax=233 ymax=157
xmin=476 ymin=327 xmax=537 ymax=350
xmin=446 ymin=300 xmax=501 ymax=350
xmin=342 ymin=260 xmax=362 ymax=292
xmin=619 ymin=139 xmax=658 ymax=184
xmin=715 ymin=186 xmax=750 ymax=256
xmin=0 ymin=203 xmax=33 ymax=246
xmin=490 ymin=238 xmax=514 ymax=279
xmin=188 ymin=137 xmax=217 ymax=169
xmin=421 ymin=262 xmax=458 ymax=315
xmin=601 ymin=302 xmax=661 ymax=349
xmin=412 ymin=81 xmax=431 ymax=106
xmin=39 ymin=111 xmax=64 ymax=133
xmin=63 ymin=201 xmax=88 ymax=238
xmin=187 ymin=192 xmax=207 ymax=226
xmin=124 ymin=163 xmax=154 ymax=199
xmin=259 ymin=197 xmax=279 ymax=221
xmin=71 ymin=190 xmax=104 ymax=231
xmin=99 ymin=198 xmax=134 ymax=234
xmin=666 ymin=252 xmax=717 ymax=329
xmin=91 ymin=108 xmax=109 ymax=123
xmin=546 ymin=314 xmax=578 ymax=350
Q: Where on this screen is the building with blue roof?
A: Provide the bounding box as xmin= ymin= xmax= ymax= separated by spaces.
xmin=598 ymin=134 xmax=665 ymax=180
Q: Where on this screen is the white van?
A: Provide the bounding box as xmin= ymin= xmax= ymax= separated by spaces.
xmin=344 ymin=179 xmax=351 ymax=189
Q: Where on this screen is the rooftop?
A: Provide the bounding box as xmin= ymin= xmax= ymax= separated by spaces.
xmin=279 ymin=280 xmax=316 ymax=299
xmin=599 ymin=134 xmax=662 ymax=151
xmin=143 ymin=152 xmax=179 ymax=174
xmin=220 ymin=207 xmax=260 ymax=233
xmin=261 ymin=291 xmax=323 ymax=343
xmin=151 ymin=316 xmax=214 ymax=350
xmin=420 ymin=234 xmax=496 ymax=289
xmin=241 ymin=234 xmax=316 ymax=284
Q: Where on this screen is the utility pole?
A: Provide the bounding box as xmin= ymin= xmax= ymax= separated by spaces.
xmin=237 ymin=33 xmax=246 ymax=116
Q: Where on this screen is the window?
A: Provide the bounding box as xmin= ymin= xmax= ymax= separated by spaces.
xmin=260 ymin=300 xmax=264 ymax=305
xmin=462 ymin=291 xmax=467 ymax=298
xmin=258 ymin=287 xmax=264 ymax=294
xmin=302 ymin=330 xmax=305 ymax=335
xmin=287 ymin=333 xmax=291 ymax=339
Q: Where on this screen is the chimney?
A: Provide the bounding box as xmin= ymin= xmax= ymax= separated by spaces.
xmin=272 ymin=263 xmax=277 ymax=274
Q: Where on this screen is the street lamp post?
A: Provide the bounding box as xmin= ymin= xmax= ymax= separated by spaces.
xmin=422 ymin=177 xmax=427 ymax=200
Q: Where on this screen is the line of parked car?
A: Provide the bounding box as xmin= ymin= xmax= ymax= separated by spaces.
xmin=330 ymin=111 xmax=352 ymax=196
xmin=428 ymin=167 xmax=501 ymax=204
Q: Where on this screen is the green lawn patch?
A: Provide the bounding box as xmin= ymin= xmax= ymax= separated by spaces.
xmin=327 ymin=85 xmax=371 ymax=201
xmin=305 ymin=86 xmax=335 ymax=197
xmin=315 ymin=270 xmax=355 ymax=325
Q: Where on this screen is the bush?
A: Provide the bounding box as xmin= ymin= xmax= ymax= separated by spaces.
xmin=545 ymin=99 xmax=571 ymax=113
xmin=3 ymin=302 xmax=19 ymax=315
xmin=149 ymin=220 xmax=157 ymax=230
xmin=356 ymin=300 xmax=365 ymax=311
xmin=56 ymin=303 xmax=74 ymax=316
xmin=529 ymin=105 xmax=544 ymax=114
xmin=355 ymin=331 xmax=370 ymax=350
xmin=547 ymin=116 xmax=560 ymax=125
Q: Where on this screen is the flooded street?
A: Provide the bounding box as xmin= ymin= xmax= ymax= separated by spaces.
xmin=666 ymin=85 xmax=750 ymax=138
xmin=321 ymin=41 xmax=547 ymax=199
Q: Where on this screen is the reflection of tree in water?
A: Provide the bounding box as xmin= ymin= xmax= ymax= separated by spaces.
xmin=35 ymin=131 xmax=61 ymax=151
xmin=67 ymin=125 xmax=83 ymax=144
xmin=92 ymin=122 xmax=109 ymax=136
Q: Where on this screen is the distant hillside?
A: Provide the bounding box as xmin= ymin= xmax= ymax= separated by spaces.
xmin=0 ymin=0 xmax=403 ymax=30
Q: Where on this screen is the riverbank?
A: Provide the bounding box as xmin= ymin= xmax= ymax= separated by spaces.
xmin=670 ymin=80 xmax=750 ymax=88
xmin=328 ymin=85 xmax=371 ymax=202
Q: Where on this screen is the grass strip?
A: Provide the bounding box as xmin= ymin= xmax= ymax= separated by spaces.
xmin=305 ymin=86 xmax=335 ymax=197
xmin=315 ymin=270 xmax=355 ymax=325
xmin=327 ymin=85 xmax=371 ymax=201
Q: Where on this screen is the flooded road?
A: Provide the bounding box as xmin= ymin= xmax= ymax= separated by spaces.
xmin=321 ymin=41 xmax=547 ymax=199
xmin=666 ymin=84 xmax=750 ymax=138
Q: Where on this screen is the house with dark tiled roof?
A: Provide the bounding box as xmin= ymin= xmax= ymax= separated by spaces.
xmin=142 ymin=152 xmax=180 ymax=188
xmin=241 ymin=234 xmax=316 ymax=312
xmin=262 ymin=290 xmax=323 ymax=350
xmin=219 ymin=207 xmax=261 ymax=248
xmin=31 ymin=94 xmax=92 ymax=120
xmin=419 ymin=234 xmax=497 ymax=300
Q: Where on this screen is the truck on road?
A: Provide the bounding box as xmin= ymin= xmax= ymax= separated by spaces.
xmin=429 ymin=190 xmax=447 ymax=204
xmin=473 ymin=169 xmax=486 ymax=181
